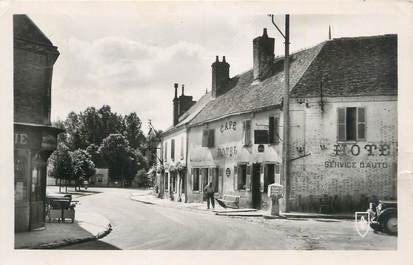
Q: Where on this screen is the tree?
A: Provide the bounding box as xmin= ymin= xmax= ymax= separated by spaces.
xmin=71 ymin=149 xmax=96 ymax=191
xmin=123 ymin=112 xmax=146 ymax=149
xmin=79 ymin=107 xmax=101 ymax=147
xmin=99 ymin=134 xmax=131 ymax=187
xmin=86 ymin=143 xmax=105 ymax=168
xmin=48 ymin=143 xmax=73 ymax=192
xmin=64 ymin=111 xmax=82 ymax=150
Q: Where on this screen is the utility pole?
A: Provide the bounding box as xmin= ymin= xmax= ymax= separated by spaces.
xmin=270 ymin=14 xmax=290 ymax=212
xmin=148 ymin=120 xmax=164 ymax=197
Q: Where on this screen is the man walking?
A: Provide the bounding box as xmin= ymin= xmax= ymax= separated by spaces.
xmin=204 ymin=181 xmax=215 ymax=209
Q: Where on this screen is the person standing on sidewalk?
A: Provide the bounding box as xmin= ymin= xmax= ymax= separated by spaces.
xmin=204 ymin=181 xmax=215 ymax=209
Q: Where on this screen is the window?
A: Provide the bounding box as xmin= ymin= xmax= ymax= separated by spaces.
xmin=268 ymin=116 xmax=280 ymax=144
xmin=237 ymin=164 xmax=247 ymax=190
xmin=254 ymin=130 xmax=269 ymax=144
xmin=164 ymin=142 xmax=168 ymax=162
xmin=192 ymin=168 xmax=200 ymax=191
xmin=264 ymin=164 xmax=275 ymax=192
xmin=171 ymin=139 xmax=175 ymax=160
xmin=242 ymin=120 xmax=252 ymax=146
xmin=202 ymin=129 xmax=215 ymax=148
xmin=338 ymin=107 xmax=366 ymax=141
xmin=97 ymin=174 xmax=103 ymax=183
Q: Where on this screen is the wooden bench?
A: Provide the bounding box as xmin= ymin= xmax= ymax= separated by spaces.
xmin=216 ymin=195 xmax=240 ymax=209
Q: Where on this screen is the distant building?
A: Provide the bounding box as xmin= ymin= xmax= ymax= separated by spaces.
xmin=157 ymin=29 xmax=397 ymax=213
xmin=89 ymin=168 xmax=109 ymax=187
xmin=14 ymin=15 xmax=63 ymax=231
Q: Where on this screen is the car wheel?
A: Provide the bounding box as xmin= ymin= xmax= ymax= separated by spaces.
xmin=382 ymin=213 xmax=397 ymax=235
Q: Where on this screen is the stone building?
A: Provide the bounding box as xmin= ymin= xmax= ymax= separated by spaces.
xmin=14 ymin=15 xmax=62 ymax=231
xmin=157 ymin=28 xmax=397 ymax=213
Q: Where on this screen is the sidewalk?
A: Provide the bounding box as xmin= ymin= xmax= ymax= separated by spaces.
xmin=130 ymin=192 xmax=353 ymax=220
xmin=15 ymin=189 xmax=111 ymax=249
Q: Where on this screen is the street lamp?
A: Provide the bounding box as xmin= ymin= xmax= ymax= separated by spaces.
xmin=269 ymin=14 xmax=290 ymax=212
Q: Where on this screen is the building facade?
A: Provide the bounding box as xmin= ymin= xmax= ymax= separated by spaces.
xmin=14 ymin=15 xmax=62 ymax=231
xmin=157 ymin=29 xmax=397 ymax=213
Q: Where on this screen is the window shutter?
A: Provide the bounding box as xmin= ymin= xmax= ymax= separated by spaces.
xmin=357 ymin=107 xmax=366 ymax=141
xmin=180 ymin=137 xmax=184 ymax=160
xmin=260 ymin=163 xmax=264 ymax=192
xmin=337 ymin=108 xmax=346 ymax=141
xmin=164 ymin=142 xmax=168 ymax=162
xmin=242 ymin=121 xmax=246 ymax=146
xmin=202 ymin=130 xmax=208 ymax=147
xmin=208 ymin=129 xmax=215 ymax=147
xmin=190 ymin=168 xmax=194 ymax=190
xmin=233 ymin=165 xmax=238 ymax=191
xmin=171 ymin=139 xmax=175 ymax=160
xmin=246 ymin=164 xmax=251 ymax=191
xmin=274 ymin=117 xmax=280 ymax=144
xmin=218 ymin=168 xmax=224 ymax=194
xmin=243 ymin=120 xmax=251 ymax=146
xmin=268 ymin=117 xmax=274 ymax=144
xmin=263 ymin=164 xmax=268 ymax=192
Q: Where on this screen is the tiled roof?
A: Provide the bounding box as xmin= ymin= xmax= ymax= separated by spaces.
xmin=162 ymin=92 xmax=213 ymax=136
xmin=291 ymin=34 xmax=397 ymax=98
xmin=189 ymin=42 xmax=324 ymax=125
xmin=190 ymin=34 xmax=397 ymax=126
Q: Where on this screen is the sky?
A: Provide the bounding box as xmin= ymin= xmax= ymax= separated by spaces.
xmin=28 ymin=11 xmax=399 ymax=133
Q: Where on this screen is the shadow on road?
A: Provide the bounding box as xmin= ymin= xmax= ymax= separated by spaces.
xmin=57 ymin=239 xmax=120 ymax=250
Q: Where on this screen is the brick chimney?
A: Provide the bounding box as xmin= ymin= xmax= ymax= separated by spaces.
xmin=211 ymin=56 xmax=230 ymax=98
xmin=253 ymin=28 xmax=275 ymax=81
xmin=172 ymin=83 xmax=196 ymax=126
xmin=173 ymin=83 xmax=179 ymax=126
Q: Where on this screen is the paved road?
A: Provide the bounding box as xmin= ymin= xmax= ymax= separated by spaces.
xmin=57 ymin=188 xmax=396 ymax=250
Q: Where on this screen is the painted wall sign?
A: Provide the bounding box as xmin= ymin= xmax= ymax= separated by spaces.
xmin=217 ymin=146 xmax=237 ymax=158
xmin=324 ymin=160 xmax=389 ymax=169
xmin=226 ymin=168 xmax=231 ymax=177
xmin=15 ymin=133 xmax=29 ymax=145
xmin=219 ymin=120 xmax=237 ymax=133
xmin=333 ymin=143 xmax=391 ymax=156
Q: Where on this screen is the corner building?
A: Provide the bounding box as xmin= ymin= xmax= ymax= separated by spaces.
xmin=14 ymin=15 xmax=63 ymax=231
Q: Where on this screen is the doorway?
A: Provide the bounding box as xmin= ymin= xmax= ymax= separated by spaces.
xmin=252 ymin=163 xmax=261 ymax=209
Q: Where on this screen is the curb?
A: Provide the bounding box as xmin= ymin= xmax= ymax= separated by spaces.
xmin=216 ymin=213 xmax=263 ymax=217
xmin=282 ymin=214 xmax=354 ymax=220
xmin=26 ymin=223 xmax=112 ymax=249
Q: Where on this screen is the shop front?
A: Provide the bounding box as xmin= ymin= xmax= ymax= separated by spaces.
xmin=14 ymin=123 xmax=62 ymax=232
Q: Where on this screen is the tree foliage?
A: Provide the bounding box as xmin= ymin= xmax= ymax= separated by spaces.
xmin=48 ymin=143 xmax=74 ymax=189
xmin=51 ymin=105 xmax=150 ymax=187
xmin=71 ymin=149 xmax=96 ymax=188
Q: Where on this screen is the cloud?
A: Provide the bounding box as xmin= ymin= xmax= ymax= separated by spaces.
xmin=51 ymin=36 xmax=215 ymax=129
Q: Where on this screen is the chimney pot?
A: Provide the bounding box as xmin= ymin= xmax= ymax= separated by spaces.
xmin=174 ymin=83 xmax=178 ymax=98
xmin=263 ymin=28 xmax=268 ymax=37
xmin=181 ymin=84 xmax=184 ymax=95
xmin=223 ymin=56 xmax=226 ymax=63
xmin=215 ymin=55 xmax=219 ymax=62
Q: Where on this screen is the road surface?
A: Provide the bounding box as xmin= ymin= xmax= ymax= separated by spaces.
xmin=56 ymin=188 xmax=396 ymax=250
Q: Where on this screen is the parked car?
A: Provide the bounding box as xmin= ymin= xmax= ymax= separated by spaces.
xmin=368 ymin=200 xmax=397 ymax=235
